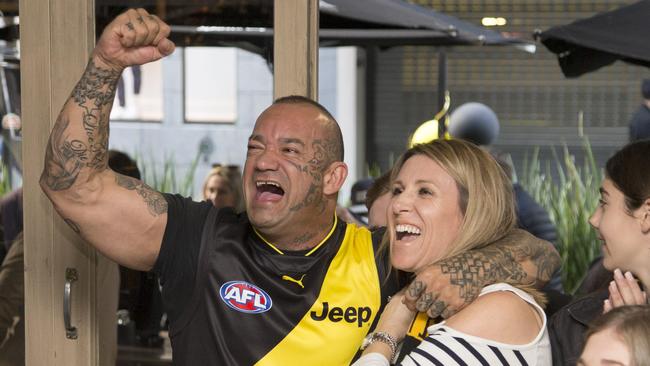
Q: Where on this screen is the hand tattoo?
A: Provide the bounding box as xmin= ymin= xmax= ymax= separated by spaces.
xmin=415 ymin=292 xmax=434 ymax=312
xmin=427 ymin=300 xmax=447 ymax=319
xmin=438 ymin=250 xmax=526 ymax=304
xmin=408 ymin=280 xmax=425 ymax=299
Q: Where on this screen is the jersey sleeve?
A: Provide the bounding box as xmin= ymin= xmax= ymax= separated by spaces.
xmin=153 ymin=193 xmax=212 ymax=322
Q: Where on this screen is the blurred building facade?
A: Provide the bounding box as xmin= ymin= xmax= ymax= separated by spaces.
xmin=368 ymin=0 xmax=643 ymax=174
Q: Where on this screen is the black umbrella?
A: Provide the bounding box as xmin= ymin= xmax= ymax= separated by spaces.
xmin=164 ymin=0 xmax=527 ymax=49
xmin=97 ymin=0 xmax=527 ymax=48
xmin=539 ymin=0 xmax=650 ymax=77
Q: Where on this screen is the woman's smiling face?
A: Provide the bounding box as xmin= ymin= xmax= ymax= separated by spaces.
xmin=388 ymin=154 xmax=464 ymax=272
xmin=589 ymin=178 xmax=648 ymax=273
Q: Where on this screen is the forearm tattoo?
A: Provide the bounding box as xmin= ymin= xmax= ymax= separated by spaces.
xmin=439 ymin=249 xmax=527 ymax=303
xmin=115 ymin=174 xmax=167 ymax=216
xmin=41 ymin=117 xmax=86 ymax=191
xmin=507 ymin=236 xmax=560 ymax=286
xmin=439 ymin=233 xmax=560 ymax=302
xmin=41 ymin=60 xmax=120 ymax=190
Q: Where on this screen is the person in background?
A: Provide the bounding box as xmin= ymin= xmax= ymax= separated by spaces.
xmin=578 ymin=305 xmax=650 ymax=366
xmin=628 ymin=79 xmax=650 ymax=142
xmin=448 ymin=102 xmax=564 ymax=294
xmin=365 ymin=171 xmax=391 ymax=229
xmin=0 ymin=151 xmax=142 ymax=366
xmin=354 ymin=139 xmax=551 ymax=366
xmin=496 ymin=158 xmax=566 ymax=297
xmin=0 ymin=233 xmax=23 ymax=366
xmin=0 ymin=188 xmax=22 ymax=264
xmin=109 ymin=150 xmax=164 ymax=348
xmin=337 ymin=175 xmax=389 ymax=228
xmin=550 ymin=140 xmax=650 ymax=365
xmin=345 ymin=178 xmax=375 ymax=226
xmin=202 ymin=165 xmax=244 ymax=212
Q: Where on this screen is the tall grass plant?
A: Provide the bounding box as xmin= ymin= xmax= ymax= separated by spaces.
xmin=0 ymin=160 xmax=12 ymax=197
xmin=135 ymin=149 xmax=201 ymax=197
xmin=518 ymin=139 xmax=603 ymax=294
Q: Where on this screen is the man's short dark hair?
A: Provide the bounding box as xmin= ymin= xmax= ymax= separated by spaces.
xmin=273 ymin=95 xmax=344 ymax=162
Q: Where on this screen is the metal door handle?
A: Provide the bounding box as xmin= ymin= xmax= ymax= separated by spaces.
xmin=64 ymin=268 xmax=78 ymax=339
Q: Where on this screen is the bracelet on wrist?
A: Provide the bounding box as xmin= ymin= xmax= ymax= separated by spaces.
xmin=360 ymin=331 xmax=398 ymax=361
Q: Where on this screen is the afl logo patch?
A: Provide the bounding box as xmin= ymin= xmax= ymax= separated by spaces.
xmin=219 ymin=281 xmax=273 ymax=314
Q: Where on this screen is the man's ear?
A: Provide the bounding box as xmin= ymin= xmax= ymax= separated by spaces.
xmin=640 ymin=198 xmax=650 ymax=234
xmin=323 ymin=162 xmax=348 ymax=196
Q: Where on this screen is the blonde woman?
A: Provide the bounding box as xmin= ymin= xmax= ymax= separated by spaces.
xmin=354 ymin=139 xmax=551 ymax=365
xmin=202 ymin=165 xmax=244 ymax=212
xmin=578 ymin=305 xmax=650 ymax=366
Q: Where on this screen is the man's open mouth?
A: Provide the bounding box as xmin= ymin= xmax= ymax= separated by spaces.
xmin=256 ymin=181 xmax=285 ymax=201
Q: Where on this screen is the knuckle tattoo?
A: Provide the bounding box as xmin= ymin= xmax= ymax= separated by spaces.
xmin=427 ymin=300 xmax=446 ymax=318
xmin=416 ymin=293 xmax=434 ymax=311
xmin=408 ymin=280 xmax=425 ymax=298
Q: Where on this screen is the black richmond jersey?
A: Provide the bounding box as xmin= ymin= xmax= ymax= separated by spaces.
xmin=155 ymin=194 xmax=396 ymax=365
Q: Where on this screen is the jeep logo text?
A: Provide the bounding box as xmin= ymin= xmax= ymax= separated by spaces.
xmin=310 ymin=302 xmax=371 ymax=327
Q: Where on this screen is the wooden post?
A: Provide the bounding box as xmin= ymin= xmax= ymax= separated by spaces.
xmin=273 ymin=0 xmax=319 ymax=100
xmin=20 ymin=0 xmax=118 ymax=364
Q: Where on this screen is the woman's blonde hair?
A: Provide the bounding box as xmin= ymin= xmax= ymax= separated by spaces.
xmin=585 ymin=305 xmax=650 ymax=366
xmin=381 ymin=139 xmax=545 ymax=303
xmin=386 ymin=139 xmax=516 ymax=259
xmin=202 ymin=165 xmax=244 ymax=212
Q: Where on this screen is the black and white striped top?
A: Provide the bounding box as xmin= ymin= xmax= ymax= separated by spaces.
xmin=355 ymin=283 xmax=552 ymax=366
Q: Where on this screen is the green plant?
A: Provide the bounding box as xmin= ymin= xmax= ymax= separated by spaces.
xmin=365 ymin=162 xmax=382 ymax=179
xmin=519 ymin=139 xmax=603 ymax=294
xmin=0 ymin=160 xmax=12 ymax=197
xmin=135 ymin=149 xmax=201 ymax=197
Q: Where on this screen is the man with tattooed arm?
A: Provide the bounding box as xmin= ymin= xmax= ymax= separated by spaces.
xmin=40 ymin=9 xmax=560 ymax=365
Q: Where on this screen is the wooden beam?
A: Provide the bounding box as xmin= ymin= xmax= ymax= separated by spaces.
xmin=273 ymin=0 xmax=319 ymax=100
xmin=21 ymin=0 xmax=118 ymax=365
xmin=156 ymin=0 xmax=167 ymax=20
xmin=0 ymin=2 xmax=18 ymax=12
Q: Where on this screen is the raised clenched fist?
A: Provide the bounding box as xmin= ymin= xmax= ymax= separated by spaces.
xmin=93 ymin=8 xmax=175 ymax=71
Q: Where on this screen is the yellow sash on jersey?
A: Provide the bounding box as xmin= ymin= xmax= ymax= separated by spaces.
xmin=256 ymin=224 xmax=381 ymax=366
xmin=407 ymin=312 xmax=436 ymax=341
